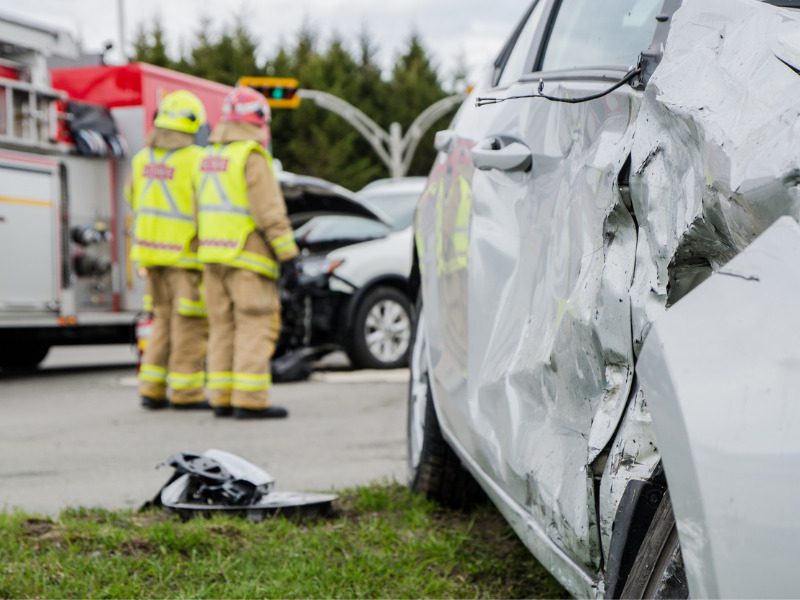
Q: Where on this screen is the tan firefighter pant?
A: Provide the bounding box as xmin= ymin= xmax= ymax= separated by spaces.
xmin=204 ymin=264 xmax=281 ymax=410
xmin=138 ymin=267 xmax=208 ymax=404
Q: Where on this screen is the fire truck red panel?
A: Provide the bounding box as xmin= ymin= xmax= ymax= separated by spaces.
xmin=50 ymin=63 xmax=232 ymax=131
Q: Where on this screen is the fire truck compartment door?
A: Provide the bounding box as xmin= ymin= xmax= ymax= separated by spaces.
xmin=0 ymin=159 xmax=60 ymax=314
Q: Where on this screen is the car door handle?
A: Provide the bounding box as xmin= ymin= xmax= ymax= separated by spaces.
xmin=434 ymin=129 xmax=456 ymax=153
xmin=471 ymin=137 xmax=532 ymax=172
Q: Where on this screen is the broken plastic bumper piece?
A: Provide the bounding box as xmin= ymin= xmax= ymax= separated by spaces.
xmin=152 ymin=449 xmax=337 ymax=520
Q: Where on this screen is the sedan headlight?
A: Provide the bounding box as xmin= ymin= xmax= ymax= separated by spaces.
xmin=299 ymin=257 xmax=345 ymax=278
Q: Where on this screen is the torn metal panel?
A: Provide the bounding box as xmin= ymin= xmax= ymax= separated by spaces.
xmin=153 ymin=449 xmax=336 ymax=520
xmin=639 ymin=217 xmax=800 ymax=598
xmin=607 ymin=0 xmax=800 ymax=590
xmin=597 ymin=382 xmax=661 ymax=565
xmin=629 ymin=0 xmax=800 ymax=353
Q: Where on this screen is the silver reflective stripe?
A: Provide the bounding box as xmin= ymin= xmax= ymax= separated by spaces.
xmin=197 ymin=172 xmax=211 ymax=199
xmin=138 ymin=207 xmax=194 ymax=222
xmin=196 ymin=146 xmax=222 ymax=200
xmin=233 ymin=253 xmax=279 ymax=277
xmin=198 ymin=204 xmax=250 ymax=215
xmin=199 ymin=144 xmax=250 ymax=216
xmin=142 ymin=149 xmax=186 ymax=220
xmin=211 ymin=172 xmax=235 ymax=208
xmin=197 ymin=145 xmax=224 ymax=199
xmin=143 ymin=149 xmax=174 ymax=197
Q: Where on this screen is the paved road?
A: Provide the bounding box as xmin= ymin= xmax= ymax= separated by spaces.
xmin=0 ymin=346 xmax=408 ymax=515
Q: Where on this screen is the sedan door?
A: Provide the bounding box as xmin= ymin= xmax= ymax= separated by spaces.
xmin=423 ymin=0 xmax=665 ymax=572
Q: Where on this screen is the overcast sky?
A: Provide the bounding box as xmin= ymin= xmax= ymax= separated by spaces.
xmin=3 ymin=0 xmax=529 ymax=82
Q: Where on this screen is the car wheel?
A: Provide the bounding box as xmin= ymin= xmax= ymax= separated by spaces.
xmin=347 ymin=286 xmax=412 ymax=369
xmin=407 ymin=305 xmax=483 ymax=508
xmin=621 ymin=491 xmax=689 ymax=599
xmin=0 ymin=344 xmax=50 ymax=370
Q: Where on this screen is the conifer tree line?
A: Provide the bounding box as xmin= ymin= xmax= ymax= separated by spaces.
xmin=133 ymin=18 xmax=462 ymax=191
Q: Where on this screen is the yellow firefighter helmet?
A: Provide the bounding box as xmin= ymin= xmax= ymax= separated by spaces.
xmin=153 ymin=90 xmax=207 ymax=135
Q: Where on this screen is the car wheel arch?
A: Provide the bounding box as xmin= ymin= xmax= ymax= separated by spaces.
xmin=408 ymin=241 xmax=421 ymax=304
xmin=603 ymin=464 xmax=669 ymax=598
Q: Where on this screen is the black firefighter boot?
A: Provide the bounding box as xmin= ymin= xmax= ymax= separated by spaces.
xmin=141 ymin=396 xmax=169 ymax=410
xmin=233 ymin=406 xmax=289 ymax=420
xmin=171 ymin=400 xmax=212 ymax=410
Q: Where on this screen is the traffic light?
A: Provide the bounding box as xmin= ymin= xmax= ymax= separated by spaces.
xmin=238 ymin=77 xmax=301 ymax=109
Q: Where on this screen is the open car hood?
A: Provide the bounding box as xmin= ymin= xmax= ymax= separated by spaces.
xmin=278 ymin=171 xmax=387 ymax=226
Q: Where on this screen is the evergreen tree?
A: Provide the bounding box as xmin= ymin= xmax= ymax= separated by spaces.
xmin=388 ymin=34 xmax=450 ymax=176
xmin=132 ymin=18 xmax=172 ymax=68
xmin=131 ymin=19 xmax=458 ymax=189
xmin=354 ymin=28 xmax=387 ymax=125
xmin=181 ymin=16 xmax=260 ymax=85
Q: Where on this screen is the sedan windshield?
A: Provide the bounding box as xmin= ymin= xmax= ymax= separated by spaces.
xmin=294 ymin=215 xmax=391 ymax=244
xmin=357 ymin=190 xmax=422 ymax=230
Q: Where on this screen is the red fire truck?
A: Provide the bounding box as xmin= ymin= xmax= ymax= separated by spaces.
xmin=0 ymin=13 xmax=232 ymax=369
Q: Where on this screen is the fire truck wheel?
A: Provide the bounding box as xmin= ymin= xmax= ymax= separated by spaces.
xmin=0 ymin=344 xmax=50 ymax=370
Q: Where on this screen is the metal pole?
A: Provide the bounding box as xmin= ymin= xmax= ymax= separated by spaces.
xmin=389 ymin=122 xmax=403 ymax=179
xmin=117 ymin=0 xmax=127 ymax=63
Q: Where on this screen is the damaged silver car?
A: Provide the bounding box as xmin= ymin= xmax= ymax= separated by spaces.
xmin=407 ymin=0 xmax=800 ymax=597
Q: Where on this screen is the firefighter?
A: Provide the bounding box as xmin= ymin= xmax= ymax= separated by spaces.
xmin=129 ymin=90 xmax=209 ymax=410
xmin=197 ymin=86 xmax=299 ymax=419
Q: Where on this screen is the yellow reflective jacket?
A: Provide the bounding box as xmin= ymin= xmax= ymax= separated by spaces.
xmin=196 ymin=140 xmax=281 ymax=279
xmin=130 ymin=144 xmax=203 ymax=269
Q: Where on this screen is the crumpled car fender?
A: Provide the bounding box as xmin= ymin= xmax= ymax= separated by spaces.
xmin=601 ymin=0 xmax=800 ymax=580
xmin=629 ymin=0 xmax=800 ymax=352
xmin=638 ymin=217 xmax=800 ymax=599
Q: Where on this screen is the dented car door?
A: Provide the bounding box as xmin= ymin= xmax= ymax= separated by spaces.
xmin=421 ymin=0 xmax=666 ymax=573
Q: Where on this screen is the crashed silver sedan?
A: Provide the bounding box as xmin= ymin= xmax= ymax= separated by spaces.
xmin=407 ymin=0 xmax=800 ymax=597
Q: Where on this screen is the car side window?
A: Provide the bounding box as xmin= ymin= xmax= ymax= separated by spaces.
xmin=496 ymin=1 xmax=547 ymax=88
xmin=540 ymin=0 xmax=662 ymax=72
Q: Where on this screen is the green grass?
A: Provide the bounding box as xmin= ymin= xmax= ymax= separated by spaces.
xmin=0 ymin=484 xmax=566 ymax=598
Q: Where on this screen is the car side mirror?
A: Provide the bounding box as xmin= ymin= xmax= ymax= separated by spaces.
xmin=434 ymin=130 xmax=456 ymax=153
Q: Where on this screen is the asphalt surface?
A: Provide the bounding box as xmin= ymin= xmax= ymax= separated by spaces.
xmin=0 ymin=345 xmax=408 ymax=515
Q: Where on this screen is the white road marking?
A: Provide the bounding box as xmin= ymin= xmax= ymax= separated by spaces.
xmin=312 ymin=369 xmax=409 ymax=384
xmin=118 ymin=371 xmax=409 ymax=386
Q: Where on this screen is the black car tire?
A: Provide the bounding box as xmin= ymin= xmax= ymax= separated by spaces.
xmin=0 ymin=343 xmax=50 ymax=370
xmin=621 ymin=491 xmax=689 ymax=599
xmin=407 ymin=305 xmax=483 ymax=509
xmin=347 ymin=286 xmax=413 ymax=369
